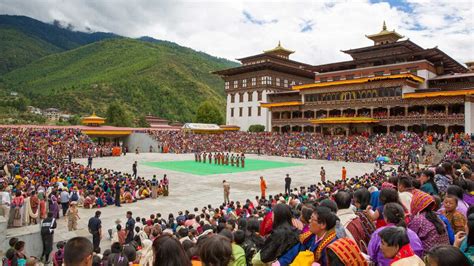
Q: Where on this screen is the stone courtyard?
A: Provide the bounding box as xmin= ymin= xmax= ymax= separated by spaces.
xmin=4 ymin=153 xmax=379 ymax=255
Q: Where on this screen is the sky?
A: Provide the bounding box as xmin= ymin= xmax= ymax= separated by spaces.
xmin=1 ymin=0 xmax=473 ymax=65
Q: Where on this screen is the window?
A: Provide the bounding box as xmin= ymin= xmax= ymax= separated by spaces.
xmin=248 ymin=91 xmax=253 ymax=101
xmin=345 ymin=75 xmax=354 ymax=80
xmin=239 ymin=92 xmax=244 ymax=103
xmin=284 ymin=79 xmax=288 ymax=88
xmin=230 ymin=94 xmax=235 ymax=103
xmin=395 ymin=87 xmax=402 ymax=96
xmin=261 ymin=76 xmax=272 ymax=85
xmin=374 ymin=71 xmax=384 ymax=77
xmin=390 ymin=69 xmax=401 ymax=75
xmin=230 ymin=108 xmax=234 ymax=117
xmin=276 ymin=78 xmax=280 ymax=86
xmin=258 ymin=106 xmax=261 ymax=116
xmin=242 ymin=79 xmax=247 ymax=88
xmin=257 ymin=91 xmax=263 ymax=101
xmin=239 ymin=107 xmax=243 ymax=117
xmin=248 ymin=107 xmax=252 ymax=116
xmin=233 ymin=80 xmax=238 ymax=88
xmin=320 ymin=77 xmax=327 ymax=83
xmin=333 ymin=76 xmax=341 ymax=81
xmin=291 ymin=81 xmax=296 ymax=86
xmin=225 ymin=82 xmax=229 ymax=90
xmin=251 ymin=77 xmax=256 ymax=86
xmin=409 ymin=68 xmax=418 ymax=75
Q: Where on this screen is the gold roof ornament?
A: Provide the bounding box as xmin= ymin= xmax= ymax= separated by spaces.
xmin=82 ymin=111 xmax=106 ymax=126
xmin=366 ymin=21 xmax=404 ymax=45
xmin=263 ymin=41 xmax=295 ymax=55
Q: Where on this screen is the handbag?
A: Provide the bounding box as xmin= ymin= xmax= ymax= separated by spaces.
xmin=289 ymin=250 xmax=314 ymax=266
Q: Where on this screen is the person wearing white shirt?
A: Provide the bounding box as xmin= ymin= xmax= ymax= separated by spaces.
xmin=0 ymin=187 xmax=11 ymax=218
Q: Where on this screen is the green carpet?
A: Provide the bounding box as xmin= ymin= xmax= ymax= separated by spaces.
xmin=143 ymin=159 xmax=302 ymax=176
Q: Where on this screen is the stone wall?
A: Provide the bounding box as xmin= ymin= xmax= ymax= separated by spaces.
xmin=123 ymin=132 xmax=161 ymax=153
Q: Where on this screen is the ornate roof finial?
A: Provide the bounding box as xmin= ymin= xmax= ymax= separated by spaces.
xmin=278 ymin=40 xmax=281 ymax=47
xmin=382 ymin=21 xmax=387 ymax=31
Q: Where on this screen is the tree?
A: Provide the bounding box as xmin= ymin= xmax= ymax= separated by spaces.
xmin=106 ymin=101 xmax=133 ymax=127
xmin=137 ymin=115 xmax=150 ymax=127
xmin=68 ymin=115 xmax=81 ymax=125
xmin=248 ymin=124 xmax=265 ymax=132
xmin=195 ymin=101 xmax=224 ymax=125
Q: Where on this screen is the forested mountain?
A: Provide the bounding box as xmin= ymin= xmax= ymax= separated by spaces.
xmin=0 ymin=15 xmax=238 ymax=123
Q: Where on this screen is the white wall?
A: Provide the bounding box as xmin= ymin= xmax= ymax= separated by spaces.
xmin=465 ymin=101 xmax=474 ymax=135
xmin=226 ymin=90 xmax=270 ymax=131
xmin=124 ymin=132 xmax=161 ymax=153
xmin=416 ymin=69 xmax=437 ymax=89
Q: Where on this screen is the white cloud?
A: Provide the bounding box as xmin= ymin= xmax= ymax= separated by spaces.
xmin=0 ymin=0 xmax=473 ymax=65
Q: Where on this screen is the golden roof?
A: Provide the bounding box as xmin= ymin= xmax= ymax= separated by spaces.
xmin=263 ymin=41 xmax=295 ymax=54
xmin=403 ymin=89 xmax=474 ymax=99
xmin=310 ymin=117 xmax=380 ymax=124
xmin=366 ymin=21 xmax=404 ymax=43
xmin=220 ymin=125 xmax=240 ymax=131
xmin=260 ymin=101 xmax=303 ymax=108
xmin=293 ymin=73 xmax=424 ymax=91
xmin=81 ymin=112 xmax=106 ymax=125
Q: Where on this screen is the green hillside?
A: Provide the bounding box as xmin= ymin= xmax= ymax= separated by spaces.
xmin=0 ymin=27 xmax=62 ymax=74
xmin=1 ymin=38 xmax=238 ymax=122
xmin=0 ymin=15 xmax=119 ymax=74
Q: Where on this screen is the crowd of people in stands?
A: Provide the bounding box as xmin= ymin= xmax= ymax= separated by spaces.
xmin=149 ymin=131 xmax=429 ymax=165
xmin=0 ymin=128 xmax=170 ymax=229
xmin=1 ymin=127 xmax=473 ymax=265
xmin=12 ymin=151 xmax=471 ymax=266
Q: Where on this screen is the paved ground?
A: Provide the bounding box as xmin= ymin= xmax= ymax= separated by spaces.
xmin=6 ymin=153 xmax=378 ymax=252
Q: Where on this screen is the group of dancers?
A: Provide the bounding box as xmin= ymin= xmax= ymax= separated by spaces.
xmin=194 ymin=152 xmax=245 ymax=168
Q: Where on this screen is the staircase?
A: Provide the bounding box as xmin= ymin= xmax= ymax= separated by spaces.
xmin=422 ymin=142 xmax=450 ymax=165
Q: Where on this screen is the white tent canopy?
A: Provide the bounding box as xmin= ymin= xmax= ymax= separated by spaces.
xmin=182 ymin=123 xmax=222 ymax=132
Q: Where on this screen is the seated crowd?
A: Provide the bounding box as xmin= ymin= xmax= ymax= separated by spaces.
xmin=0 ymin=128 xmax=168 ymax=228
xmin=149 ymin=131 xmax=430 ymax=165
xmin=1 ymin=127 xmax=472 ymax=266
xmin=15 ymin=150 xmax=468 ymax=266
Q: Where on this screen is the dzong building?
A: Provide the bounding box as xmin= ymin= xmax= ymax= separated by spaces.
xmin=214 ymin=22 xmax=474 ymax=135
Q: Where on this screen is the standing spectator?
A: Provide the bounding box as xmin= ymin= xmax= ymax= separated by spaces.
xmin=132 ymin=161 xmax=137 ymax=178
xmin=260 ymin=176 xmax=267 ymax=199
xmin=40 ymin=212 xmax=57 ymax=264
xmin=87 ymin=155 xmax=93 ymax=168
xmin=60 ymin=188 xmax=70 ymax=217
xmin=223 ymin=180 xmax=230 ymax=204
xmin=0 ymin=186 xmax=11 ymax=218
xmin=88 ymin=211 xmax=102 ymax=253
xmin=125 ymin=211 xmax=135 ymax=244
xmin=64 ymin=237 xmax=94 ymax=266
xmin=66 ymin=201 xmax=80 ymax=231
xmin=320 ymin=167 xmax=326 ymax=183
xmin=151 ymin=175 xmax=158 ymax=199
xmin=284 ymin=174 xmax=291 ymax=195
xmin=114 ymin=181 xmax=121 ymax=207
